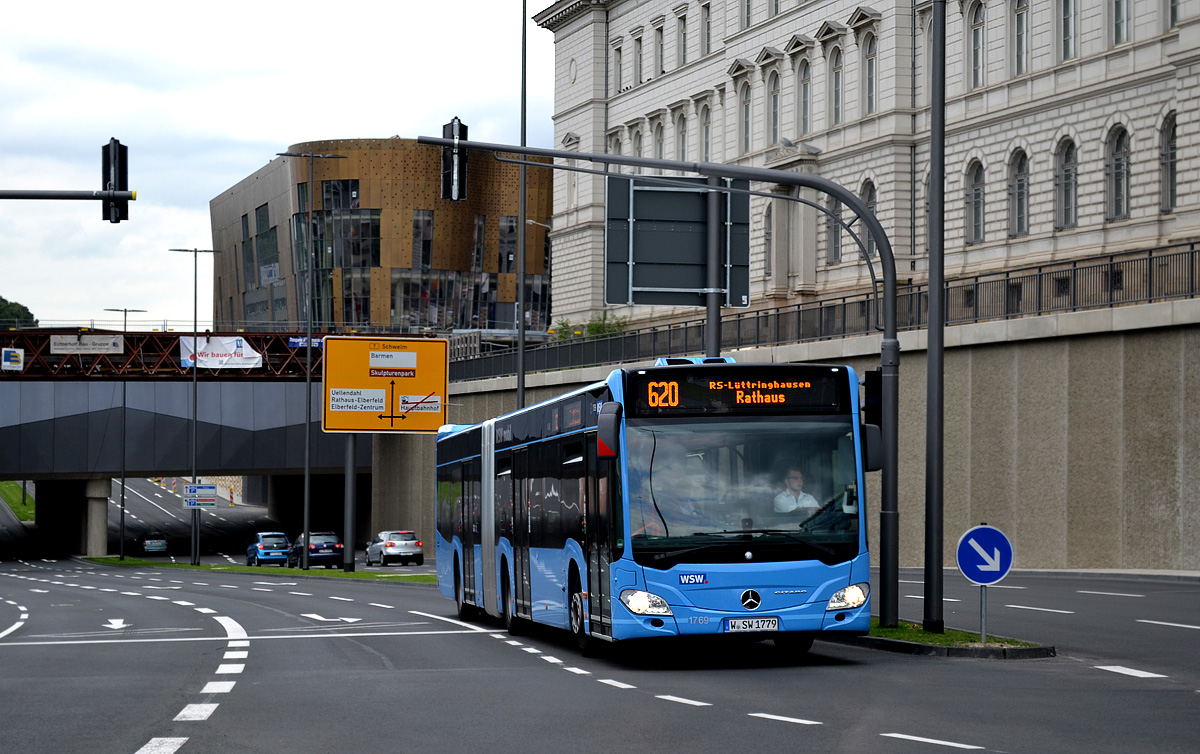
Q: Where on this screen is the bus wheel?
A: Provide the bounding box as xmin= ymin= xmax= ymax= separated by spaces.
xmin=454 ymin=559 xmax=469 ymax=621
xmin=569 ymin=571 xmax=598 ymax=657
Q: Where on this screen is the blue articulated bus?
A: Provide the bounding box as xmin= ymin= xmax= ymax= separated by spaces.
xmin=435 ymin=357 xmax=881 ymax=656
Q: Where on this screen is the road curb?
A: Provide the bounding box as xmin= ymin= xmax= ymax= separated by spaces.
xmin=822 ymin=634 xmax=1056 ymax=659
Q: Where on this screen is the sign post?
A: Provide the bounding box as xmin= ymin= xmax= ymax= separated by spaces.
xmin=955 ymin=524 xmax=1014 ymax=644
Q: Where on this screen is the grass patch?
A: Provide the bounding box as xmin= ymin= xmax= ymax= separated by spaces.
xmin=0 ymin=481 xmax=35 ymax=522
xmin=86 ymin=557 xmax=437 ymax=584
xmin=869 ymin=617 xmax=1035 ymax=647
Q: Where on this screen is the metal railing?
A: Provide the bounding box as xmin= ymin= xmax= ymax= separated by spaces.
xmin=450 ymin=242 xmax=1199 ymax=381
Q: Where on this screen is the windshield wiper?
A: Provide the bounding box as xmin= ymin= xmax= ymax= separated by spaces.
xmin=693 ymin=529 xmax=836 ymax=556
xmin=650 ymin=543 xmax=725 ymax=561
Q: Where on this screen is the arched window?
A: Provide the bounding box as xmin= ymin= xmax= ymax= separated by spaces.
xmin=768 ymin=72 xmax=780 ymax=144
xmin=965 ymin=161 xmax=986 ymax=243
xmin=1106 ymin=126 xmax=1131 ymax=220
xmin=830 ymin=48 xmax=844 ymax=125
xmin=861 ymin=181 xmax=878 ymax=257
xmin=1014 ymin=0 xmax=1030 ymax=75
xmin=798 ymin=61 xmax=812 ymax=135
xmin=740 ymin=83 xmax=752 ymax=154
xmin=1161 ymin=113 xmax=1177 ymax=212
xmin=654 ymin=123 xmax=665 ymax=173
xmin=1008 ymin=151 xmax=1030 ymax=236
xmin=701 ymin=106 xmax=712 ymax=162
xmin=676 ymin=114 xmax=688 ymax=162
xmin=827 ymin=197 xmax=842 ymax=263
xmin=610 ymin=135 xmax=623 ymax=156
xmin=1055 ymin=140 xmax=1078 ymax=229
xmin=864 ymin=35 xmax=877 ymax=115
xmin=970 ymin=3 xmax=986 ymax=89
xmin=632 ymin=130 xmax=643 ymax=173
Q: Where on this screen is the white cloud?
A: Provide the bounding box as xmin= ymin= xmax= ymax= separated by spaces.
xmin=0 ymin=0 xmax=556 ymax=327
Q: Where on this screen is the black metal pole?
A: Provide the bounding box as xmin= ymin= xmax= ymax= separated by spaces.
xmin=924 ymin=0 xmax=948 ymax=634
xmin=706 ymin=175 xmax=721 ymax=357
xmin=517 ymin=0 xmax=528 ymax=408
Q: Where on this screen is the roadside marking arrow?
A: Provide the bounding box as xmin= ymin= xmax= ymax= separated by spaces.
xmin=300 ymin=614 xmax=362 ymax=623
xmin=968 ymin=538 xmax=1001 ymax=571
xmin=103 ymin=619 xmax=129 ymax=630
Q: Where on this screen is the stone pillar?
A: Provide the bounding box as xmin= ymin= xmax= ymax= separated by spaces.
xmin=85 ymin=478 xmax=110 ymax=557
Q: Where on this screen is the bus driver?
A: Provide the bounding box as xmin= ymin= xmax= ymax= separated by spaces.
xmin=774 ymin=466 xmax=819 ymax=514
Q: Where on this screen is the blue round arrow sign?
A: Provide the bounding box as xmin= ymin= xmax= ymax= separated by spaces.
xmin=955 ymin=525 xmax=1014 ymax=586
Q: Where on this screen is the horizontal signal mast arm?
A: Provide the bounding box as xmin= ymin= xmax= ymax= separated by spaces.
xmin=0 ymin=190 xmax=137 ymax=200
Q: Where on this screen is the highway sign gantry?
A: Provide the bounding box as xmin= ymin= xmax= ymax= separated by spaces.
xmin=321 ymin=336 xmax=449 ymax=434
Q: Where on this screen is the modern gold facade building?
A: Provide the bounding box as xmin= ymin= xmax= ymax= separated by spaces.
xmin=209 ymin=137 xmax=553 ymax=335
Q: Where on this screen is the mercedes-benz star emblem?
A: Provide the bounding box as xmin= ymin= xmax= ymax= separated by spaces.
xmin=740 ymin=589 xmax=761 ymax=610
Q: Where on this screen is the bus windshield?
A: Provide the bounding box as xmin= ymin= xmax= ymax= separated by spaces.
xmin=625 ymin=416 xmax=861 ymax=568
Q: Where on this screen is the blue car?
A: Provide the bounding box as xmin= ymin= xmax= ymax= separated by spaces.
xmin=246 ymin=532 xmax=290 ymax=567
xmin=287 ymin=531 xmax=344 ymax=569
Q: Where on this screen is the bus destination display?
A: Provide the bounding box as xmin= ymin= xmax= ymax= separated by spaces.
xmin=629 ymin=367 xmax=845 ymax=416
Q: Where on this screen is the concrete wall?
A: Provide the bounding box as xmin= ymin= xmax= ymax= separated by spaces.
xmin=373 ymin=302 xmax=1200 ymax=571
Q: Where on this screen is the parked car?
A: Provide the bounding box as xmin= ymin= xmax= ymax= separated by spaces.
xmin=365 ymin=530 xmax=424 ymax=567
xmin=246 ymin=532 xmax=290 ymax=566
xmin=287 ymin=531 xmax=344 ymax=569
xmin=139 ymin=531 xmax=168 ymax=555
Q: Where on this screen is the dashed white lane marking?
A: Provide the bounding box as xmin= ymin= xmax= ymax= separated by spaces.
xmin=223 ymin=651 xmax=248 ymax=659
xmin=134 ymin=738 xmax=187 ymax=754
xmin=657 ymin=695 xmax=711 ymax=707
xmin=194 ymin=608 xmax=217 ymax=614
xmin=881 ymin=733 xmax=984 ymax=749
xmin=215 ymin=664 xmax=245 ymax=674
xmin=174 ymin=703 xmax=218 ymax=721
xmin=1079 ymin=590 xmax=1144 ymax=598
xmin=1095 ymin=665 xmax=1168 ymax=678
xmin=522 ymin=646 xmax=541 ymax=654
xmin=904 ymin=595 xmax=962 ymax=602
xmin=1138 ymin=619 xmax=1200 ymax=631
xmin=564 ymin=667 xmax=591 ymax=675
xmin=369 ymin=603 xmax=394 ymax=609
xmin=288 ymin=591 xmax=312 ymax=596
xmin=1005 ymin=605 xmax=1074 ymax=614
xmin=748 ymin=713 xmax=822 ymax=725
xmin=330 ymin=596 xmax=353 ymax=602
xmin=541 ymin=655 xmax=564 ymax=664
xmin=598 ymin=679 xmax=635 ymax=689
xmin=215 ymin=616 xmax=248 ymax=640
xmin=202 ymin=681 xmax=236 ymax=694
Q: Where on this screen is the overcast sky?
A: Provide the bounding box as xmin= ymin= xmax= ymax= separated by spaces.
xmin=0 ymin=1 xmax=556 ymax=329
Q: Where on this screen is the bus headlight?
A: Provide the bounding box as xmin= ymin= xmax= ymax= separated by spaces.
xmin=620 ymin=589 xmax=673 ymax=616
xmin=827 ymin=583 xmax=869 ymax=611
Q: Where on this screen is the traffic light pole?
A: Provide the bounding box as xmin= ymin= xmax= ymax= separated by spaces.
xmin=1 ymin=138 xmax=135 ymax=221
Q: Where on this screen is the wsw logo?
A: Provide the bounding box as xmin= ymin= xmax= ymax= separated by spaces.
xmin=679 ymin=574 xmax=708 ymax=585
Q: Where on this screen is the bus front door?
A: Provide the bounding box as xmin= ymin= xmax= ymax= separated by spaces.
xmin=585 ymin=437 xmax=614 ymax=639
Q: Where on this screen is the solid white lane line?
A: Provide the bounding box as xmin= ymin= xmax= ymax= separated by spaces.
xmin=881 ymin=733 xmax=984 ymax=749
xmin=215 ymin=616 xmax=248 ymax=640
xmin=1138 ymin=619 xmax=1200 ymax=631
xmin=657 ymin=695 xmax=711 ymax=707
xmin=174 ymin=703 xmax=218 ymax=721
xmin=598 ymin=679 xmax=635 ymax=689
xmin=202 ymin=681 xmax=236 ymax=694
xmin=134 ymin=738 xmax=187 ymax=754
xmin=408 ymin=610 xmax=490 ymax=632
xmin=0 ymin=620 xmax=25 ymax=639
xmin=1004 ymin=605 xmax=1074 ymax=614
xmin=749 ymin=713 xmax=822 ymax=725
xmin=1095 ymin=665 xmax=1168 ymax=678
xmin=215 ymin=664 xmax=245 ymax=674
xmin=1078 ymin=590 xmax=1143 ymax=598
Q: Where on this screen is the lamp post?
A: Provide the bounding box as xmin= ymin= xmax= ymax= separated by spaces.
xmin=169 ymin=247 xmax=219 ymax=566
xmin=276 ymin=150 xmax=347 ymax=569
xmin=104 ymin=306 xmax=146 ymax=560
xmin=517 ymin=0 xmax=528 ymax=408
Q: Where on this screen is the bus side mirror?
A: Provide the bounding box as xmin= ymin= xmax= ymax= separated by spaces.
xmin=861 ymin=423 xmax=882 ymax=472
xmin=597 ymin=403 xmax=622 ymax=459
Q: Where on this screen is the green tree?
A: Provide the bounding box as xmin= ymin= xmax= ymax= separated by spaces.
xmin=0 ymin=296 xmax=37 ymax=327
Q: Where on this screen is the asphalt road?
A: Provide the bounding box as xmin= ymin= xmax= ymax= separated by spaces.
xmin=1 ymin=559 xmax=1196 ymax=754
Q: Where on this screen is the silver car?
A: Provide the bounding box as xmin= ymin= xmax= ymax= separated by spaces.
xmin=365 ymin=530 xmax=424 ymax=566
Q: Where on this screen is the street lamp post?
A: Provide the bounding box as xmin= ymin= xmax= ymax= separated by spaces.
xmin=104 ymin=306 xmax=146 ymax=561
xmin=276 ymin=150 xmax=346 ymax=569
xmin=169 ymin=247 xmax=219 ymax=566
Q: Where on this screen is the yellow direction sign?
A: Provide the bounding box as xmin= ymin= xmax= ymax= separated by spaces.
xmin=322 ymin=336 xmax=449 ymax=434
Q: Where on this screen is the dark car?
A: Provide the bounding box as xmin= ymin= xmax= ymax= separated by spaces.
xmin=246 ymin=531 xmax=290 ymax=567
xmin=287 ymin=531 xmax=344 ymax=569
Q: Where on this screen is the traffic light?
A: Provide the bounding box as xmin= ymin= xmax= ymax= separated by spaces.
xmin=441 ymin=117 xmax=468 ymax=201
xmin=101 ymin=137 xmax=129 ymax=223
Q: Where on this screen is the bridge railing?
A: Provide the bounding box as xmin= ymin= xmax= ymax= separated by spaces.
xmin=450 ymin=242 xmax=1199 ymax=381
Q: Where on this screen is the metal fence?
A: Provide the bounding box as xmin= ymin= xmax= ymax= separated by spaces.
xmin=450 ymin=242 xmax=1199 ymax=382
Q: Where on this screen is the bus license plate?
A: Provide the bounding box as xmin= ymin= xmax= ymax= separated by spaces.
xmin=725 ymin=617 xmax=778 ymax=632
